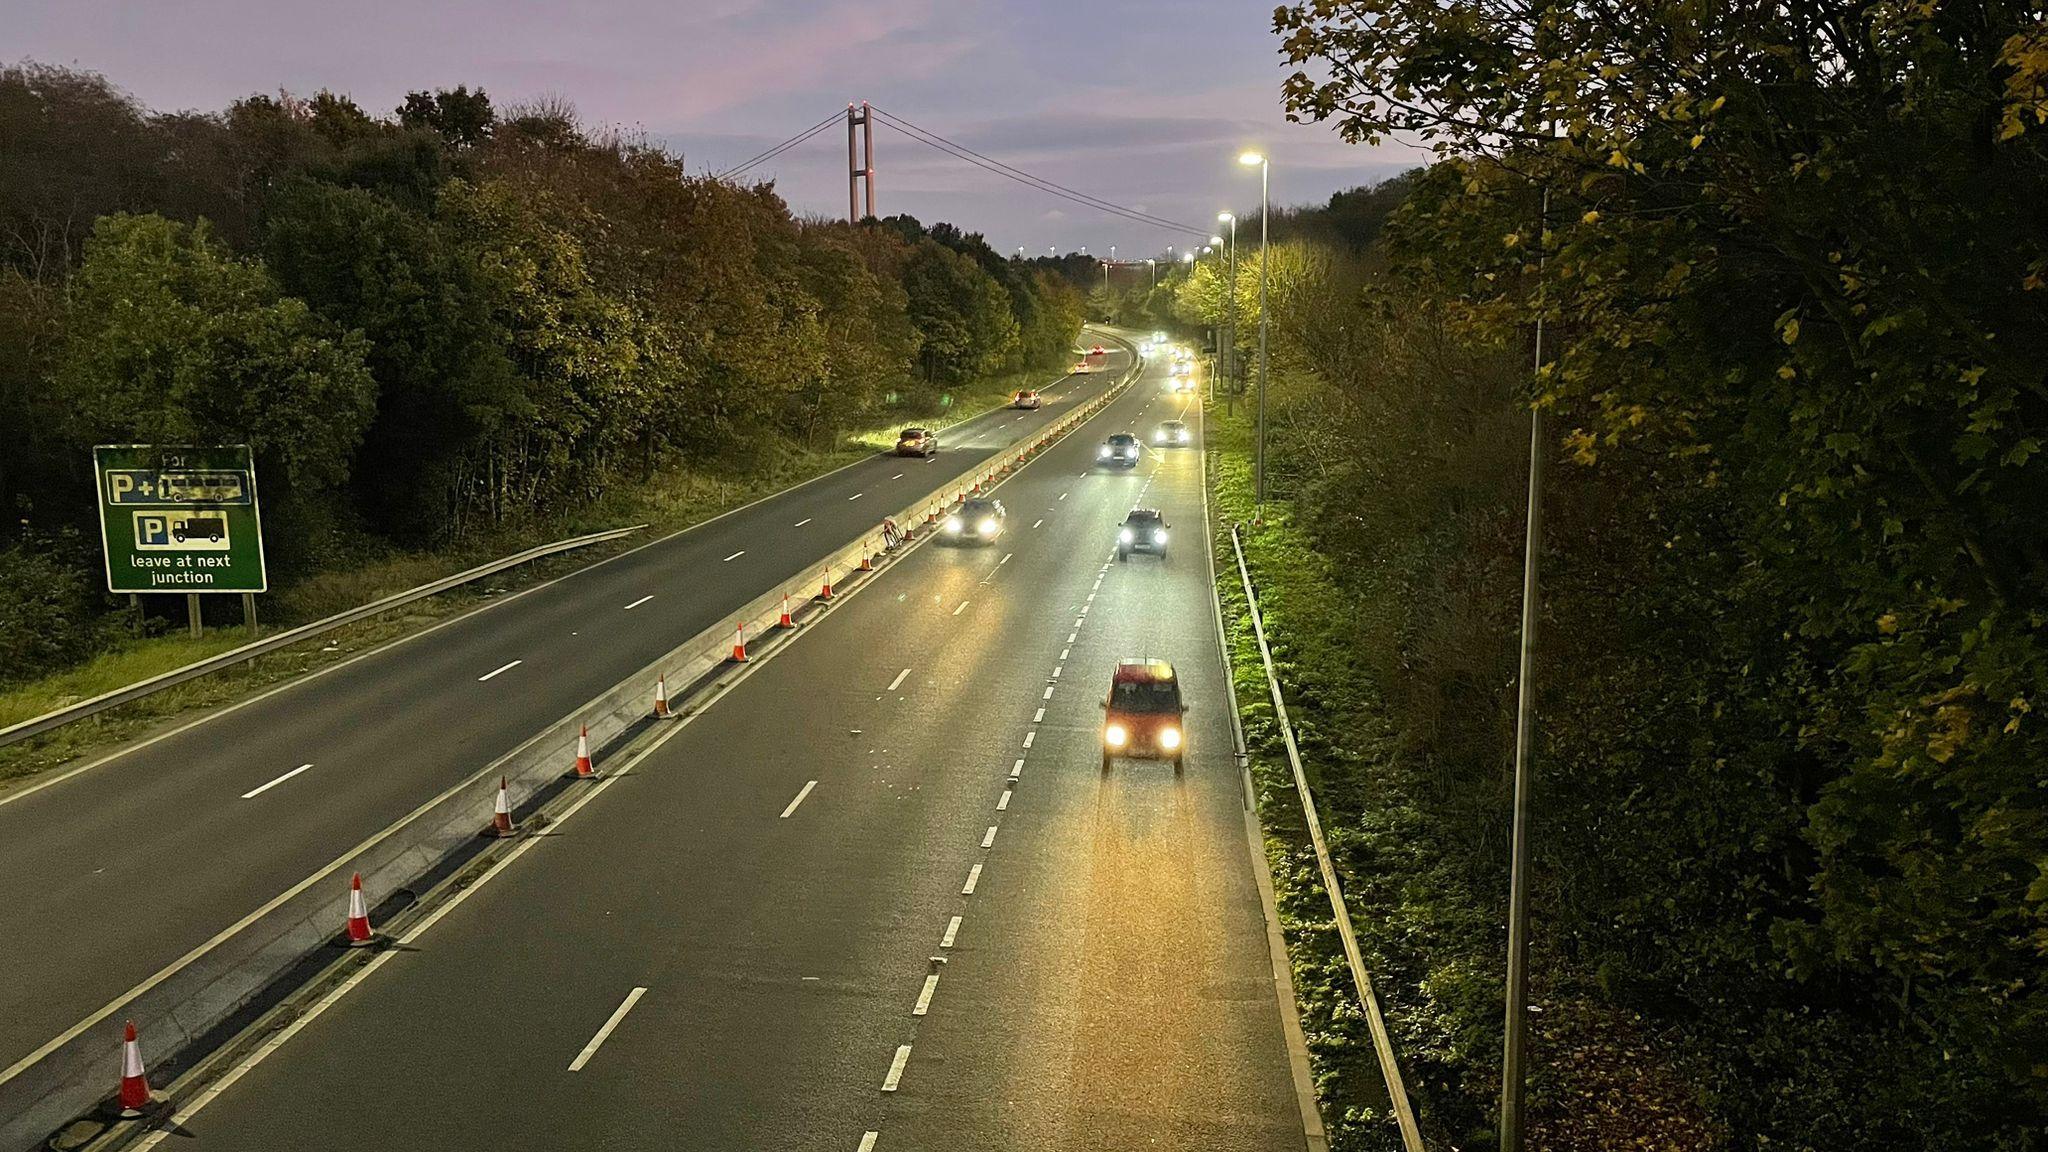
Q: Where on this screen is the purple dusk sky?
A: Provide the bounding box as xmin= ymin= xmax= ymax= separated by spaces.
xmin=7 ymin=0 xmax=1422 ymax=258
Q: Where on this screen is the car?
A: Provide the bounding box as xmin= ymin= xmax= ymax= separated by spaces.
xmin=1071 ymin=361 xmax=1094 ymax=374
xmin=1172 ymin=377 xmax=1196 ymax=394
xmin=1097 ymin=432 xmax=1141 ymax=467
xmin=1012 ymin=389 xmax=1043 ymax=409
xmin=1089 ymin=344 xmax=1106 ymax=356
xmin=896 ymin=428 xmax=938 ymax=457
xmin=942 ymin=497 xmax=1006 ymax=545
xmin=1152 ymin=330 xmax=1167 ymax=343
xmin=1153 ymin=421 xmax=1190 ymax=446
xmin=1101 ymin=658 xmax=1187 ymax=772
xmin=1117 ymin=508 xmax=1169 ymax=560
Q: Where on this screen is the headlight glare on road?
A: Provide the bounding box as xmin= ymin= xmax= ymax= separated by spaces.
xmin=1159 ymin=726 xmax=1181 ymax=750
xmin=1104 ymin=724 xmax=1128 ymax=747
xmin=1120 ymin=528 xmax=1134 ymax=543
xmin=978 ymin=517 xmax=998 ymax=535
xmin=944 ymin=516 xmax=963 ymax=533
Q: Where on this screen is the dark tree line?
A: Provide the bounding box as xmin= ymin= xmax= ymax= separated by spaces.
xmin=0 ymin=64 xmax=1082 ymax=681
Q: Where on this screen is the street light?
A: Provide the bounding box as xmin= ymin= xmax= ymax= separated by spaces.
xmin=1240 ymin=151 xmax=1270 ymax=514
xmin=1147 ymin=257 xmax=1156 ymax=289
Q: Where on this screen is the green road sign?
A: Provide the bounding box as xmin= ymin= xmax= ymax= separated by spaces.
xmin=95 ymin=445 xmax=267 ymax=594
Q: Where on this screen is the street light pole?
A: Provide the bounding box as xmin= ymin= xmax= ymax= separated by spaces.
xmin=1240 ymin=152 xmax=1270 ymax=516
xmin=1500 ymin=184 xmax=1550 ymax=1152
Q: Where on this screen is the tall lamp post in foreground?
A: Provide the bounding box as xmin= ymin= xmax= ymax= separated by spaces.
xmin=1239 ymin=150 xmax=1271 ymax=515
xmin=1206 ymin=234 xmax=1225 ymax=401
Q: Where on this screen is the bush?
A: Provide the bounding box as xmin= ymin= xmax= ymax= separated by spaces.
xmin=0 ymin=536 xmax=104 ymax=686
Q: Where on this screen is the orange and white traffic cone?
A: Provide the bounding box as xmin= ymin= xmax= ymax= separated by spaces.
xmin=573 ymin=724 xmax=594 ymax=779
xmin=117 ymin=1020 xmax=152 ymax=1117
xmin=778 ymin=593 xmax=795 ymax=629
xmin=731 ymin=623 xmax=747 ymax=662
xmin=653 ymin=674 xmax=672 ymax=718
xmin=859 ymin=551 xmax=875 ymax=572
xmin=345 ymin=872 xmax=374 ymax=947
xmin=820 ymin=573 xmax=834 ymax=601
xmin=488 ymin=777 xmax=516 ymax=837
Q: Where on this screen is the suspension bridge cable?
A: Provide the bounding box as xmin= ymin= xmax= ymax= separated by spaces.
xmin=718 ymin=111 xmax=843 ymax=179
xmin=867 ymin=105 xmax=1208 ymax=237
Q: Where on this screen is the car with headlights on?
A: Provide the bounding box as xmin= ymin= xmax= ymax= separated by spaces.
xmin=1097 ymin=432 xmax=1141 ymax=468
xmin=896 ymin=428 xmax=938 ymax=457
xmin=1118 ymin=508 xmax=1169 ymax=561
xmin=941 ymin=497 xmax=1006 ymax=545
xmin=1153 ymin=421 xmax=1190 ymax=446
xmin=1012 ymin=389 xmax=1043 ymax=409
xmin=1101 ymin=658 xmax=1186 ymax=772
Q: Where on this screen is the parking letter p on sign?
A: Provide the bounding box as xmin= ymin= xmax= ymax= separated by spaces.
xmin=95 ymin=445 xmax=267 ymax=594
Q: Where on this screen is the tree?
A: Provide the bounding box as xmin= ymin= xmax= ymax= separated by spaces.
xmin=901 ymin=239 xmax=1018 ymax=385
xmin=397 ymin=85 xmax=494 ymax=148
xmin=58 ymin=213 xmax=375 ymax=570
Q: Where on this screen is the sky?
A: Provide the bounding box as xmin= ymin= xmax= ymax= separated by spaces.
xmin=7 ymin=0 xmax=1423 ymax=261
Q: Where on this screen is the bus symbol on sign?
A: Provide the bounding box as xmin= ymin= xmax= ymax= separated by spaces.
xmin=134 ymin=511 xmax=231 ymax=551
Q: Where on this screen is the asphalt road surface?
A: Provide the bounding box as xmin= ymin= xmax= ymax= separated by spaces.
xmin=143 ymin=347 xmax=1307 ymax=1150
xmin=0 ymin=341 xmax=1126 ymax=1091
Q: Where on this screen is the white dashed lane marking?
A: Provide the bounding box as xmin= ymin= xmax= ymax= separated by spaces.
xmin=882 ymin=1045 xmax=912 ymax=1091
xmin=722 ymin=550 xmax=746 ymax=562
xmin=780 ymin=780 xmax=819 ymax=819
xmin=240 ymin=763 xmax=312 ymax=800
xmin=623 ymin=595 xmax=654 ymax=610
xmin=477 ymin=660 xmax=522 ymax=682
xmin=568 ymin=987 xmax=648 ymax=1072
xmin=962 ymin=864 xmax=982 ymax=894
xmin=794 ymin=518 xmax=812 ymax=527
xmin=887 ymin=668 xmax=911 ymax=692
xmin=942 ymin=916 xmax=962 ymax=947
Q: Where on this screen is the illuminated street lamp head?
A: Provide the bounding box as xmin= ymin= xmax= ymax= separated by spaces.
xmin=1238 ymin=151 xmax=1265 ymax=167
xmin=1217 ymin=212 xmax=1233 ymax=223
xmin=1181 ymin=251 xmax=1194 ymax=263
xmin=1209 ymin=235 xmax=1224 ymax=245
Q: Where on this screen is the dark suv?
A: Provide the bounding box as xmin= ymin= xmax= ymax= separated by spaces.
xmin=1117 ymin=509 xmax=1168 ymax=560
xmin=1101 ymin=658 xmax=1187 ymax=772
xmin=1097 ymin=432 xmax=1141 ymax=468
xmin=942 ymin=498 xmax=1007 ymax=545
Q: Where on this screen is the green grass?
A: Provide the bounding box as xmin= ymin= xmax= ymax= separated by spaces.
xmin=0 ymin=357 xmax=1087 ymax=796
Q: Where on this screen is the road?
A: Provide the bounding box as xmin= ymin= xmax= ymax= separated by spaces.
xmin=0 ymin=343 xmax=1126 ymax=1096
xmin=138 ymin=342 xmax=1309 ymax=1150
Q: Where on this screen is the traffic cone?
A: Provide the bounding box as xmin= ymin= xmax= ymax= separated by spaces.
xmin=345 ymin=872 xmax=374 ymax=947
xmin=573 ymin=724 xmax=594 ymax=779
xmin=859 ymin=551 xmax=875 ymax=572
xmin=653 ymin=674 xmax=672 ymax=718
xmin=488 ymin=777 xmax=516 ymax=837
xmin=778 ymin=593 xmax=795 ymax=629
xmin=821 ymin=572 xmax=834 ymax=600
xmin=117 ymin=1021 xmax=152 ymax=1117
xmin=731 ymin=623 xmax=747 ymax=662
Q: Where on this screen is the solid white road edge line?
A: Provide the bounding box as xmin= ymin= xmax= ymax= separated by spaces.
xmin=238 ymin=764 xmax=312 ymax=800
xmin=780 ymin=780 xmax=819 ymax=819
xmin=568 ymin=986 xmax=648 ymax=1072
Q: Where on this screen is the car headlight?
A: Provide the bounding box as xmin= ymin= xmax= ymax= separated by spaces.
xmin=1177 ymin=431 xmax=1189 ymax=442
xmin=944 ymin=516 xmax=963 ymax=533
xmin=1155 ymin=434 xmax=1167 ymax=443
xmin=1104 ymin=724 xmax=1128 ymax=747
xmin=1159 ymin=726 xmax=1181 ymax=750
xmin=1120 ymin=528 xmax=1134 ymax=543
xmin=1154 ymin=529 xmax=1168 ymax=544
xmin=977 ymin=517 xmax=998 ymax=535
xmin=1099 ymin=446 xmax=1111 ymax=458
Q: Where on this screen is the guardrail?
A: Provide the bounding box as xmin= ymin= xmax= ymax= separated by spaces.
xmin=0 ymin=340 xmax=1143 ymax=1152
xmin=0 ymin=524 xmax=649 ymax=750
xmin=1229 ymin=522 xmax=1425 ymax=1152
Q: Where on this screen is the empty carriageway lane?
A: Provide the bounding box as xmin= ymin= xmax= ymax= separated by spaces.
xmin=148 ymin=334 xmax=1305 ymax=1152
xmin=0 ymin=335 xmax=1128 ymax=1097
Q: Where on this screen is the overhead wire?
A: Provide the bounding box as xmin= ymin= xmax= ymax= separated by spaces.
xmin=718 ymin=111 xmax=843 ymax=179
xmin=866 ymin=105 xmax=1209 ymax=239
